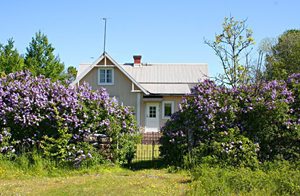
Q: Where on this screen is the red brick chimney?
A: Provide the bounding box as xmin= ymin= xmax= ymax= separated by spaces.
xmin=133 ymin=55 xmax=142 ymax=66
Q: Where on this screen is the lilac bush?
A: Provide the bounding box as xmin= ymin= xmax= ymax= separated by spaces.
xmin=286 ymin=73 xmax=300 ymax=159
xmin=161 ymin=78 xmax=300 ymax=167
xmin=238 ymin=80 xmax=297 ymax=161
xmin=0 ymin=71 xmax=139 ymax=165
xmin=287 ymin=73 xmax=300 ymax=123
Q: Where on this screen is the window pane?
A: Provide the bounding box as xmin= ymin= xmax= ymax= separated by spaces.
xmin=164 ymin=103 xmax=172 ymax=117
xmin=106 ymin=69 xmax=112 ymax=83
xmin=149 ymin=106 xmax=156 ymax=118
xmin=100 ymin=70 xmax=106 ymax=83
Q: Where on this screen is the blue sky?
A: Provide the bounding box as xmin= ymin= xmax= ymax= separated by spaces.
xmin=0 ymin=0 xmax=299 ymax=77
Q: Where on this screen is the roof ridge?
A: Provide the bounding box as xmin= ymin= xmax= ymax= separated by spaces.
xmin=139 ymin=82 xmax=200 ymax=84
xmin=122 ymin=63 xmax=207 ymax=66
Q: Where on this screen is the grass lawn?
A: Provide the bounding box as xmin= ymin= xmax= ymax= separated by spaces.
xmin=1 ymin=153 xmax=299 ymax=195
xmin=0 ymin=166 xmax=191 ymax=195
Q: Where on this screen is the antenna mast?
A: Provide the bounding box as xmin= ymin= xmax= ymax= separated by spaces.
xmin=102 ymin=18 xmax=107 ymax=54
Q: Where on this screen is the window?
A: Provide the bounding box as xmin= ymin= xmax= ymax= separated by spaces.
xmin=149 ymin=106 xmax=157 ymax=118
xmin=98 ymin=68 xmax=114 ymax=85
xmin=162 ymin=101 xmax=174 ymax=119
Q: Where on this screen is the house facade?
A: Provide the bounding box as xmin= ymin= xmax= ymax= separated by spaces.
xmin=72 ymin=52 xmax=208 ymax=132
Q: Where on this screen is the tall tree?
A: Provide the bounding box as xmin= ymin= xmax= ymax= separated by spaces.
xmin=60 ymin=66 xmax=78 ymax=84
xmin=24 ymin=31 xmax=64 ymax=80
xmin=265 ymin=29 xmax=300 ymax=80
xmin=205 ymin=16 xmax=255 ymax=88
xmin=0 ymin=38 xmax=24 ymax=75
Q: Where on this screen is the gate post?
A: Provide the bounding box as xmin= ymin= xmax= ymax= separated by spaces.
xmin=152 ymin=140 xmax=155 ymax=160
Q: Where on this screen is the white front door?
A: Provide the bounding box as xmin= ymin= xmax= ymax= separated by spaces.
xmin=145 ymin=103 xmax=160 ymax=132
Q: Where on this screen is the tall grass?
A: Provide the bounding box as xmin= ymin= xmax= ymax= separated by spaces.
xmin=188 ymin=161 xmax=300 ymax=195
xmin=0 ymin=153 xmax=53 ymax=178
xmin=0 ymin=153 xmax=124 ymax=179
xmin=1 ymin=153 xmax=299 ymax=195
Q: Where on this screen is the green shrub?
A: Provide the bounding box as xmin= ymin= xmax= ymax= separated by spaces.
xmin=185 ymin=128 xmax=259 ymax=169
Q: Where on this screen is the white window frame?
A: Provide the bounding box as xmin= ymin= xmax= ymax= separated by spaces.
xmin=162 ymin=101 xmax=174 ymax=119
xmin=98 ymin=68 xmax=114 ymax=85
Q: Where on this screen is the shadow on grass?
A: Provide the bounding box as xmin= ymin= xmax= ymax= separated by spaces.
xmin=125 ymin=159 xmax=166 ymax=170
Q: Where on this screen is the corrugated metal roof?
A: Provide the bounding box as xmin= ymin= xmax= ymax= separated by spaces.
xmin=140 ymin=83 xmax=196 ymax=94
xmin=122 ymin=63 xmax=208 ymax=94
xmin=122 ymin=63 xmax=208 ymax=83
xmin=78 ymin=64 xmax=91 ymax=76
xmin=77 ymin=63 xmax=92 ymax=78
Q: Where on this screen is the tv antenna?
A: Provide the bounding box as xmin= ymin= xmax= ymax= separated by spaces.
xmin=102 ymin=18 xmax=108 ymax=54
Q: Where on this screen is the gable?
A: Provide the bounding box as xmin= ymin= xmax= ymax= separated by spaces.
xmin=71 ymin=52 xmax=149 ymax=95
xmin=97 ymin=56 xmax=114 ymax=65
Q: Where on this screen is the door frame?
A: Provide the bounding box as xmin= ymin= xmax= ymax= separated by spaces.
xmin=145 ymin=102 xmax=160 ymax=132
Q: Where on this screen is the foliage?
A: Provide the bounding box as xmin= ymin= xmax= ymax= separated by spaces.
xmin=265 ymin=29 xmax=300 ymax=80
xmin=0 ymin=33 xmax=76 ymax=83
xmin=58 ymin=66 xmax=78 ymax=85
xmin=24 ymin=31 xmax=65 ymax=81
xmin=160 ymin=79 xmax=299 ymax=167
xmin=189 ymin=162 xmax=300 ymax=195
xmin=0 ymin=71 xmax=139 ymax=165
xmin=0 ymin=128 xmax=15 ymax=159
xmin=185 ymin=128 xmax=259 ymax=169
xmin=205 ymin=16 xmax=255 ymax=87
xmin=0 ymin=38 xmax=24 ymax=75
xmin=241 ymin=80 xmax=299 ymax=161
xmin=64 ymin=66 xmax=78 ymax=83
xmin=40 ymin=107 xmax=73 ymax=162
xmin=287 ymin=73 xmax=300 ymax=120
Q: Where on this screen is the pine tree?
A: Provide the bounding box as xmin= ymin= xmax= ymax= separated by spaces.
xmin=24 ymin=31 xmax=65 ymax=80
xmin=0 ymin=38 xmax=24 ymax=75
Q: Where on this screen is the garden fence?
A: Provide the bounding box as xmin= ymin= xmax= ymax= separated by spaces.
xmin=134 ymin=132 xmax=161 ymax=161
